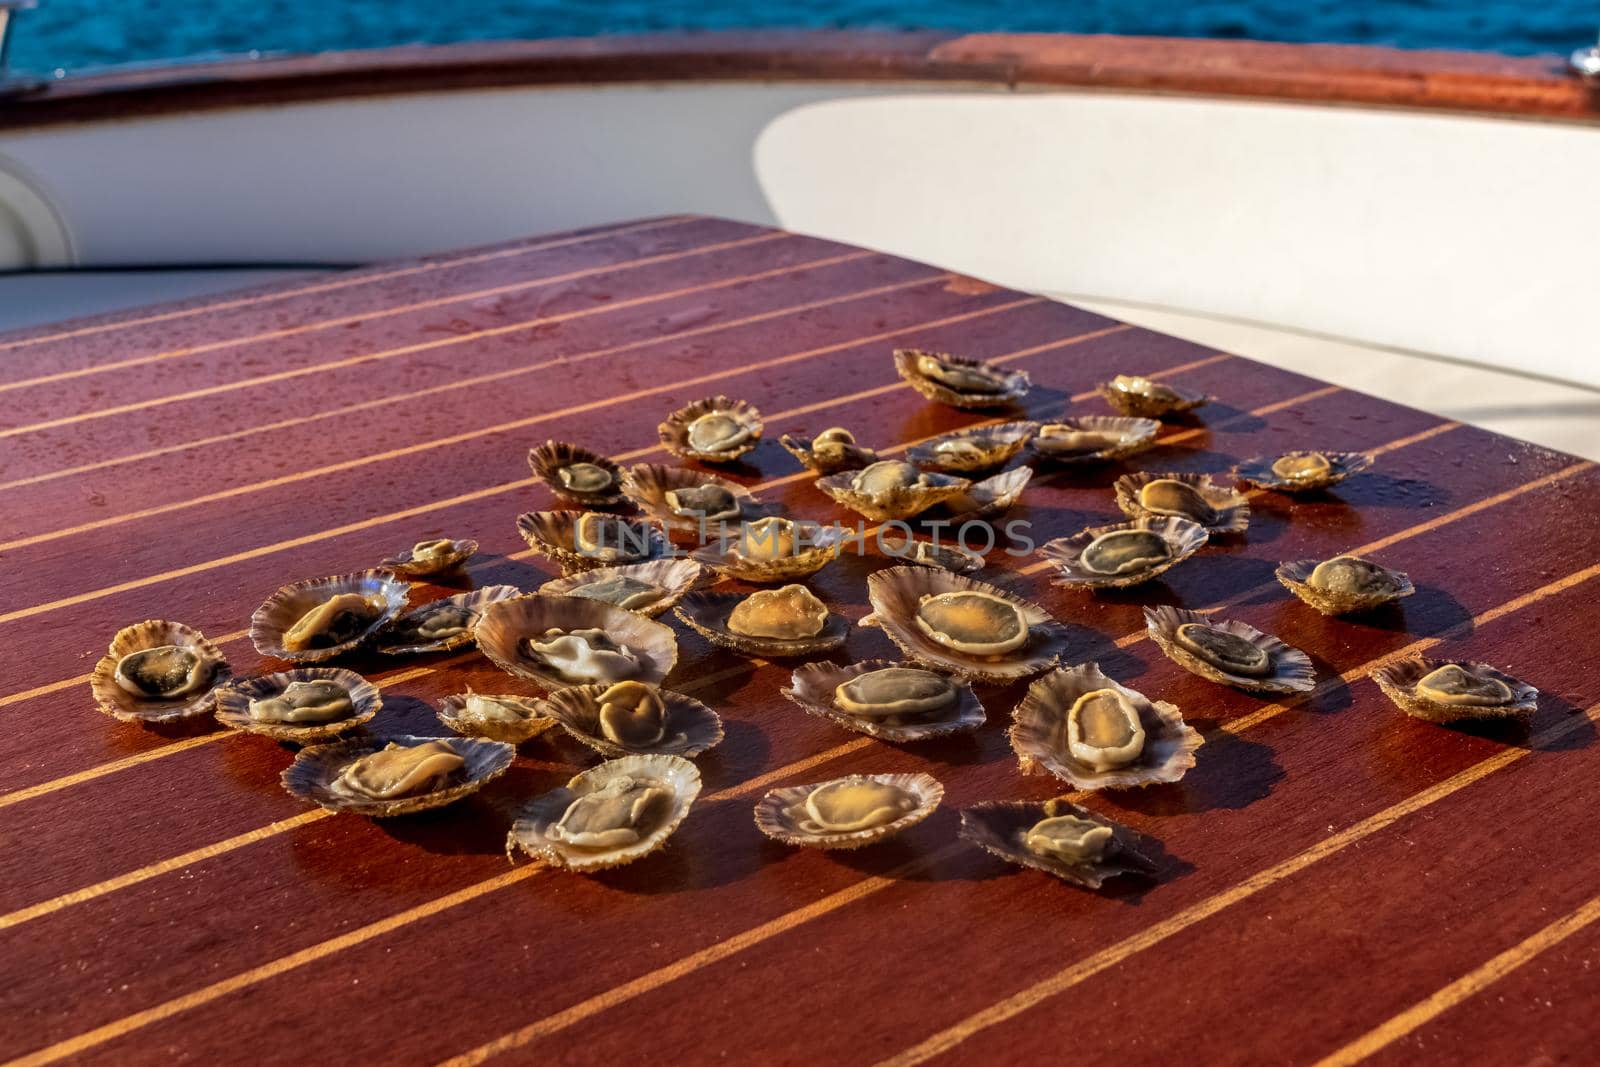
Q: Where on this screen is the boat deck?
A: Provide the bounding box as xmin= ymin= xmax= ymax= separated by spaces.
xmin=2 ymin=215 xmax=1597 ymax=1066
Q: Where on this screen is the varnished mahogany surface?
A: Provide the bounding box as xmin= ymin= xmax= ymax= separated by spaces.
xmin=1 ymin=215 xmax=1597 ymax=1067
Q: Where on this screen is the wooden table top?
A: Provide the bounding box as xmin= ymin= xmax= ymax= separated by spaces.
xmin=1 ymin=215 xmax=1597 ymax=1067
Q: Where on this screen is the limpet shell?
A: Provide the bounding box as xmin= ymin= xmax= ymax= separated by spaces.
xmin=282 ymin=733 xmax=514 ymax=817
xmin=1039 ymin=516 xmax=1208 ymax=590
xmin=1371 ymin=656 xmax=1539 ymax=724
xmin=475 ymin=593 xmax=678 ymax=690
xmin=515 ymin=510 xmax=672 ymax=575
xmin=507 ymin=754 xmax=702 ymax=872
xmin=1276 ymin=555 xmax=1415 ymax=616
xmin=754 ymin=772 xmax=943 ymax=849
xmin=250 ymin=570 xmax=409 ymax=664
xmin=527 ymin=440 xmax=626 ymax=506
xmin=89 ymin=619 xmax=232 ymax=724
xmin=906 ymin=421 xmax=1037 ymax=473
xmin=1235 ymin=450 xmax=1371 ymax=493
xmin=1030 ymin=415 xmax=1160 ymax=464
xmin=959 ymin=799 xmax=1155 ymax=889
xmin=535 ymin=682 xmax=723 ymax=758
xmin=897 ymin=538 xmax=987 ymax=574
xmin=938 ymin=466 xmax=1032 ymax=522
xmin=538 ymin=558 xmax=707 ymax=618
xmin=619 ymin=463 xmax=768 ymax=536
xmin=1114 ymin=471 xmax=1250 ymax=535
xmin=690 ymin=517 xmax=847 ymax=583
xmin=1143 ymin=605 xmax=1316 ymax=694
xmin=375 ymin=584 xmax=521 ymax=656
xmin=214 ymin=667 xmax=379 ymax=742
xmin=815 ymin=462 xmax=971 ymax=521
xmin=1096 ymin=374 xmax=1208 ymax=419
xmin=783 ymin=659 xmax=986 ymax=742
xmin=675 ymin=590 xmax=849 ymax=658
xmin=658 ymin=396 xmax=764 ymax=463
xmin=779 ymin=429 xmax=880 ymax=474
xmin=1010 ymin=663 xmax=1202 ymax=790
xmin=894 ymin=348 xmax=1029 ymax=409
xmin=380 ymin=537 xmax=478 ymax=578
xmin=861 ymin=566 xmax=1071 ymax=683
xmin=437 ymin=690 xmax=559 ymax=744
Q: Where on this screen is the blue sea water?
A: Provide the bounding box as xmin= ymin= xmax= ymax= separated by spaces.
xmin=8 ymin=1 xmax=1597 ymax=74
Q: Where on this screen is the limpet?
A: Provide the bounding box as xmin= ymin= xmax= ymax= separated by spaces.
xmin=90 ymin=620 xmax=232 ymax=724
xmin=620 ymin=463 xmax=762 ymax=535
xmin=754 ymin=772 xmax=943 ymax=849
xmin=1371 ymin=656 xmax=1538 ymax=724
xmin=375 ymin=585 xmax=521 ymax=656
xmin=783 ymin=659 xmax=986 ymax=741
xmin=959 ymin=799 xmax=1155 ymax=889
xmin=900 ymin=538 xmax=986 ymax=574
xmin=779 ymin=426 xmax=881 ymax=474
xmin=1277 ymin=554 xmax=1415 ymax=615
xmin=937 ymin=466 xmax=1032 ymax=523
xmin=475 ymin=594 xmax=678 ymax=690
xmin=380 ymin=537 xmax=478 ymax=578
xmin=1114 ymin=472 xmax=1249 ymax=534
xmin=282 ymin=733 xmax=514 ymax=817
xmin=1030 ymin=415 xmax=1160 ymax=464
xmin=535 ymin=681 xmax=723 ymax=758
xmin=516 ymin=510 xmax=671 ymax=574
xmin=815 ymin=459 xmax=971 ymax=521
xmin=659 ymin=396 xmax=764 ymax=463
xmin=1096 ymin=374 xmax=1207 ymax=419
xmin=1235 ymin=450 xmax=1371 ymax=493
xmin=1039 ymin=516 xmax=1208 ymax=590
xmin=691 ymin=515 xmax=846 ymax=583
xmin=437 ymin=689 xmax=558 ymax=744
xmin=676 ymin=587 xmax=848 ymax=657
xmin=215 ymin=666 xmax=379 ymax=742
xmin=507 ymin=754 xmax=702 ymax=871
xmin=250 ymin=570 xmax=409 ymax=664
xmin=527 ymin=440 xmax=626 ymax=506
xmin=538 ymin=558 xmax=707 ymax=618
xmin=1144 ymin=605 xmax=1316 ymax=694
xmin=906 ymin=421 xmax=1036 ymax=473
xmin=894 ymin=348 xmax=1029 ymax=409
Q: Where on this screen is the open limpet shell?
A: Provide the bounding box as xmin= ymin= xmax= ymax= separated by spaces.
xmin=507 ymin=754 xmax=702 ymax=872
xmin=779 ymin=429 xmax=880 ymax=474
xmin=861 ymin=566 xmax=1071 ymax=683
xmin=1371 ymin=656 xmax=1539 ymax=724
xmin=250 ymin=570 xmax=410 ymax=664
xmin=1030 ymin=415 xmax=1160 ymax=464
xmin=1276 ymin=554 xmax=1415 ymax=616
xmin=898 ymin=538 xmax=986 ymax=574
xmin=89 ymin=620 xmax=232 ymax=724
xmin=754 ymin=772 xmax=943 ymax=850
xmin=538 ymin=558 xmax=707 ymax=618
xmin=535 ymin=682 xmax=723 ymax=758
xmin=1040 ymin=516 xmax=1209 ymax=590
xmin=1114 ymin=471 xmax=1250 ymax=535
xmin=1010 ymin=663 xmax=1203 ymax=790
xmin=527 ymin=440 xmax=626 ymax=506
xmin=906 ymin=421 xmax=1037 ymax=473
xmin=376 ymin=584 xmax=521 ymax=656
xmin=959 ymin=799 xmax=1155 ymax=890
xmin=938 ymin=466 xmax=1032 ymax=522
xmin=282 ymin=733 xmax=515 ymax=817
xmin=1143 ymin=605 xmax=1315 ymax=695
xmin=782 ymin=659 xmax=986 ymax=742
xmin=658 ymin=395 xmax=763 ymax=463
xmin=380 ymin=537 xmax=478 ymax=578
xmin=516 ymin=510 xmax=673 ymax=575
xmin=893 ymin=348 xmax=1030 ymax=409
xmin=437 ymin=690 xmax=559 ymax=744
xmin=815 ymin=463 xmax=972 ymax=521
xmin=214 ymin=667 xmax=379 ymax=742
xmin=1096 ymin=374 xmax=1208 ymax=419
xmin=1235 ymin=450 xmax=1371 ymax=493
xmin=675 ymin=590 xmax=849 ymax=658
xmin=690 ymin=518 xmax=847 ymax=583
xmin=475 ymin=593 xmax=678 ymax=691
xmin=619 ymin=463 xmax=769 ymax=536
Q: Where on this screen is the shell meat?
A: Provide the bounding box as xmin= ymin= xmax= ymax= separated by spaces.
xmin=376 ymin=584 xmax=521 ymax=656
xmin=783 ymin=659 xmax=986 ymax=742
xmin=250 ymin=570 xmax=409 ymax=664
xmin=861 ymin=566 xmax=1071 ymax=682
xmin=779 ymin=427 xmax=880 ymax=474
xmin=516 ymin=510 xmax=672 ymax=574
xmin=815 ymin=460 xmax=971 ymax=521
xmin=676 ymin=585 xmax=848 ymax=658
xmin=898 ymin=538 xmax=987 ymax=574
xmin=214 ymin=667 xmax=379 ymax=742
xmin=1031 ymin=415 xmax=1160 ymax=464
xmin=658 ymin=396 xmax=764 ymax=463
xmin=1277 ymin=554 xmax=1415 ymax=616
xmin=89 ymin=620 xmax=232 ymax=724
xmin=894 ymin=348 xmax=1029 ymax=409
xmin=475 ymin=593 xmax=678 ymax=690
xmin=527 ymin=440 xmax=626 ymax=506
xmin=691 ymin=515 xmax=846 ymax=583
xmin=937 ymin=466 xmax=1032 ymax=523
xmin=536 ymin=681 xmax=724 ymax=758
xmin=1010 ymin=663 xmax=1202 ymax=790
xmin=281 ymin=733 xmax=514 ymax=817
xmin=620 ymin=463 xmax=764 ymax=536
xmin=1143 ymin=605 xmax=1315 ymax=694
xmin=754 ymin=772 xmax=943 ymax=849
xmin=1372 ymin=656 xmax=1539 ymax=724
xmin=1097 ymin=373 xmax=1208 ymax=419
xmin=507 ymin=754 xmax=701 ymax=871
xmin=538 ymin=558 xmax=706 ymax=618
xmin=1235 ymin=450 xmax=1372 ymax=493
xmin=906 ymin=421 xmax=1037 ymax=473
xmin=959 ymin=799 xmax=1155 ymax=889
xmin=1040 ymin=516 xmax=1208 ymax=590
xmin=1114 ymin=471 xmax=1250 ymax=535
xmin=437 ymin=689 xmax=559 ymax=744
xmin=380 ymin=537 xmax=478 ymax=578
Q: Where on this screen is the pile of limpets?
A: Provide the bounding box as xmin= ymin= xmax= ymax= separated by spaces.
xmin=87 ymin=347 xmax=1540 ymax=888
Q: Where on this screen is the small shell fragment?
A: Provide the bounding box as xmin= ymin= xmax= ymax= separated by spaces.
xmin=691 ymin=516 xmax=847 ymax=583
xmin=1372 ymin=657 xmax=1538 ymax=724
xmin=1277 ymin=555 xmax=1415 ymax=615
xmin=475 ymin=594 xmax=678 ymax=690
xmin=659 ymin=396 xmax=764 ymax=463
xmin=1235 ymin=450 xmax=1371 ymax=493
xmin=507 ymin=754 xmax=702 ymax=871
xmin=959 ymin=799 xmax=1155 ymax=889
xmin=783 ymin=659 xmax=986 ymax=741
xmin=676 ymin=587 xmax=848 ymax=658
xmin=754 ymin=772 xmax=943 ymax=849
xmin=1143 ymin=605 xmax=1316 ymax=694
xmin=894 ymin=348 xmax=1029 ymax=409
xmin=620 ymin=463 xmax=764 ymax=535
xmin=815 ymin=460 xmax=971 ymax=521
xmin=538 ymin=558 xmax=707 ymax=618
xmin=375 ymin=585 xmax=521 ymax=656
xmin=250 ymin=570 xmax=409 ymax=664
xmin=90 ymin=620 xmax=232 ymax=724
xmin=214 ymin=667 xmax=379 ymax=742
xmin=380 ymin=537 xmax=479 ymax=578
xmin=1114 ymin=472 xmax=1250 ymax=535
xmin=527 ymin=441 xmax=626 ymax=506
xmin=1030 ymin=415 xmax=1160 ymax=464
xmin=779 ymin=427 xmax=880 ymax=474
xmin=535 ymin=682 xmax=723 ymax=758
xmin=281 ymin=734 xmax=514 ymax=817
xmin=1096 ymin=374 xmax=1208 ymax=419
xmin=516 ymin=510 xmax=672 ymax=574
xmin=906 ymin=421 xmax=1037 ymax=473
xmin=1040 ymin=516 xmax=1208 ymax=590
xmin=437 ymin=689 xmax=558 ymax=744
